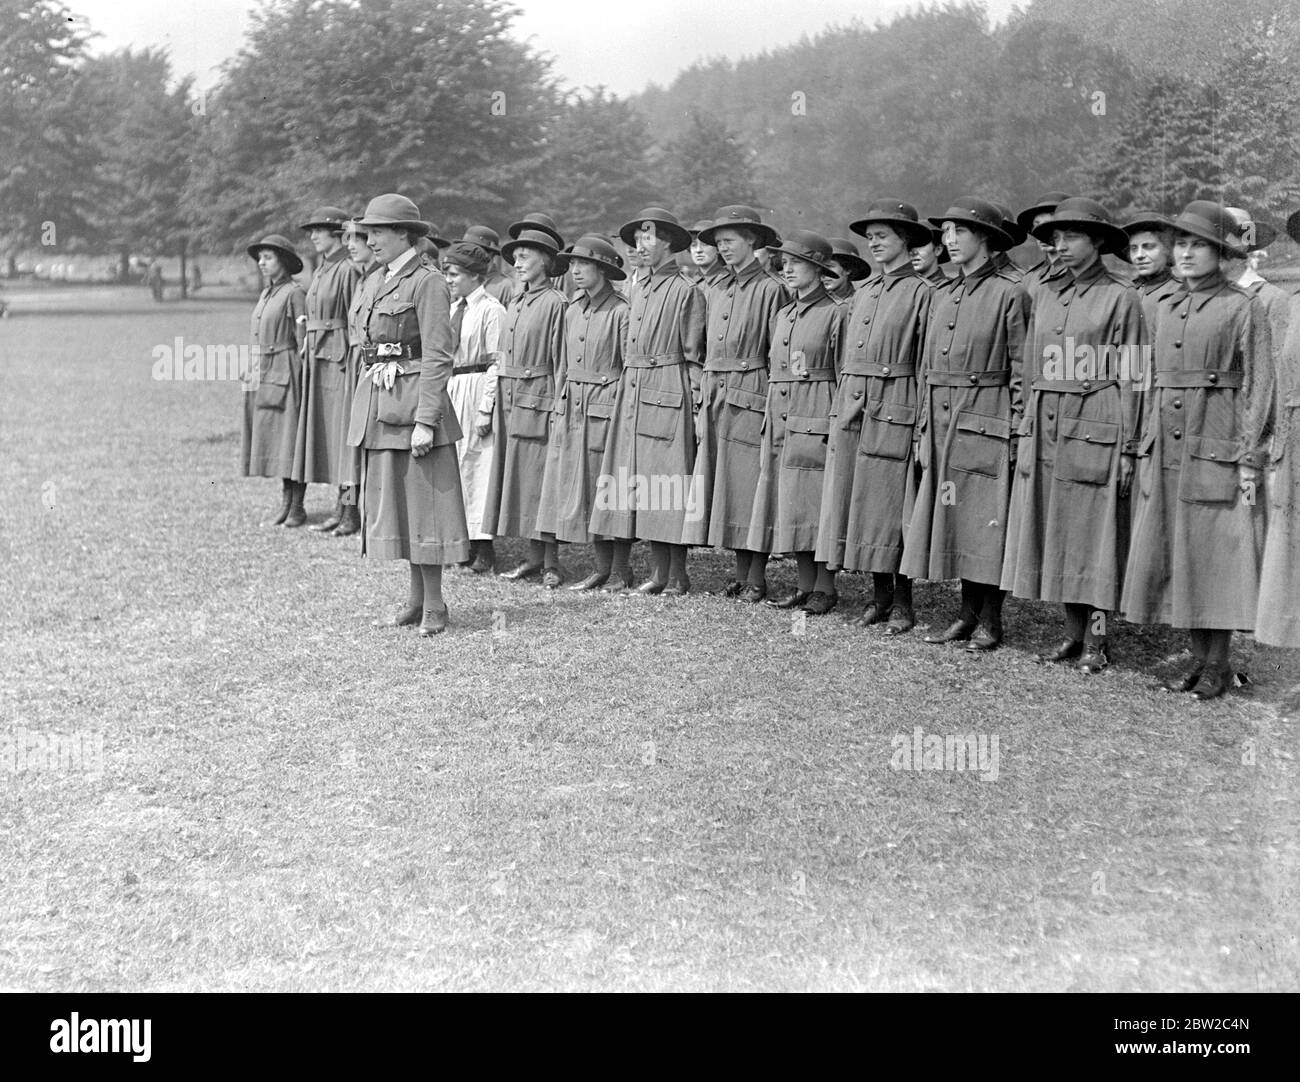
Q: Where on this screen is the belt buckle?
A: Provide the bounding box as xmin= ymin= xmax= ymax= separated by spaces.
xmin=377 ymin=342 xmax=401 ymax=357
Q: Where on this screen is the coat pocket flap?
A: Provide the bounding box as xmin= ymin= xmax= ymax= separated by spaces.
xmin=374 ymin=299 xmax=415 ymax=316
xmin=1060 ymin=416 xmax=1118 ymax=444
xmin=867 ymin=400 xmax=917 ymax=426
xmin=641 ymin=387 xmax=683 ymax=409
xmin=1186 ymin=435 xmax=1240 ymax=463
xmin=515 ymin=391 xmax=555 ymax=413
xmin=786 ymin=414 xmax=831 ymax=436
xmin=955 ymin=411 xmax=1011 ymax=440
xmin=726 ymin=386 xmax=768 ymax=412
xmin=585 ymin=399 xmax=615 ymax=419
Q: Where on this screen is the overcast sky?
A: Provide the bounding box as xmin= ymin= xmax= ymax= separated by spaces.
xmin=65 ymin=0 xmax=1021 ymax=97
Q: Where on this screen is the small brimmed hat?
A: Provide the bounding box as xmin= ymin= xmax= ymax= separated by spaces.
xmin=990 ymin=203 xmax=1027 ymax=247
xmin=1122 ymin=211 xmax=1175 ymax=238
xmin=849 ymin=199 xmax=931 ymax=249
xmin=699 ymin=206 xmax=780 ymax=249
xmin=558 ymin=234 xmax=626 ymax=281
xmin=442 ymin=241 xmax=492 ymax=276
xmin=1225 ymin=208 xmax=1277 ymax=250
xmin=507 ymin=212 xmax=563 ymax=248
xmin=1015 ymin=190 xmax=1072 ymax=234
xmin=928 ymin=198 xmax=1015 ymax=252
xmin=619 ymin=207 xmax=692 ymax=253
xmin=501 ymin=228 xmax=563 ymax=264
xmin=1030 ymin=196 xmax=1129 ymax=257
xmin=771 ymin=229 xmax=837 ymax=275
xmin=826 ymin=237 xmax=872 ymax=280
xmin=688 ymin=219 xmax=715 ymax=240
xmin=356 ymin=193 xmax=432 ymax=237
xmin=1169 ymin=201 xmax=1248 ymax=258
xmin=922 ymin=226 xmax=951 ymax=263
xmin=341 ymin=216 xmax=368 ymax=239
xmin=298 ymin=205 xmax=351 ymax=233
xmin=433 ymin=224 xmax=502 ymax=253
xmin=1287 ymin=210 xmax=1300 ymax=246
xmin=247 ymin=234 xmax=304 ymax=276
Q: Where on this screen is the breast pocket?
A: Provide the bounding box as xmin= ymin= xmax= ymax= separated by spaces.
xmin=636 ymin=387 xmax=684 ymax=441
xmin=783 ymin=415 xmax=831 ymax=471
xmin=951 ymin=411 xmax=1010 ymax=477
xmin=585 ymin=398 xmax=614 ymax=452
xmin=722 ymin=385 xmax=768 ymax=447
xmin=255 ymin=350 xmax=291 ymax=411
xmin=1180 ymin=435 xmax=1240 ymax=504
xmin=372 ymin=299 xmax=414 ymax=341
xmin=858 ymin=400 xmax=917 ymax=460
xmin=1055 ymin=415 xmax=1118 ymax=485
xmin=511 ymin=391 xmax=554 ymax=440
xmin=376 ymin=371 xmax=419 ymax=427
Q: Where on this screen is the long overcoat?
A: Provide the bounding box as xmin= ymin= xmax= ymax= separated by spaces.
xmin=1122 ymin=275 xmax=1273 ymax=629
xmin=241 ymin=277 xmax=306 ymax=479
xmin=1257 ymin=295 xmax=1300 ymax=646
xmin=295 ymin=247 xmax=359 ymax=484
xmin=337 ymin=261 xmax=382 ymax=488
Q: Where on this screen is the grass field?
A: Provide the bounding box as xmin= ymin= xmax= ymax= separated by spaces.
xmin=1 ymin=291 xmax=1297 ymax=991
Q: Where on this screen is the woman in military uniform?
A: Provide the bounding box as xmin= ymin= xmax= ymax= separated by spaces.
xmin=823 ymin=238 xmax=872 ymax=301
xmin=534 ymin=235 xmax=630 ymax=589
xmin=345 ymin=194 xmax=469 ymax=636
xmin=746 ymin=231 xmax=847 ymax=614
xmin=296 ymin=206 xmax=360 ymax=534
xmin=1001 ymin=197 xmax=1145 ymax=674
xmin=902 ymin=198 xmax=1029 ymax=650
xmin=484 ymin=228 xmax=568 ymax=587
xmin=241 ymin=234 xmax=307 ymax=526
xmin=1123 ymin=201 xmax=1274 ymax=699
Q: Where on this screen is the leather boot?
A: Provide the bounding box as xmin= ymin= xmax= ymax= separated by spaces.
xmin=850 ymin=573 xmax=894 ymax=626
xmin=270 ymin=479 xmax=292 ymax=526
xmin=1192 ymin=663 xmax=1229 ymax=700
xmin=967 ymin=587 xmax=1004 ymax=652
xmin=282 ymin=482 xmax=307 ymax=527
xmin=332 ymin=503 xmax=361 ymax=536
xmin=884 ymin=576 xmax=914 ymax=635
xmin=927 ymin=580 xmax=980 ymax=643
xmin=310 ymin=489 xmax=344 ymax=532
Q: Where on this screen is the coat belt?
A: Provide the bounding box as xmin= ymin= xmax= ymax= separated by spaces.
xmin=926 ymin=369 xmax=1010 ymax=387
xmin=841 ymin=363 xmax=917 ymax=378
xmin=564 ymin=365 xmax=619 ymax=385
xmin=624 ymin=353 xmax=685 ymax=369
xmin=769 ymin=369 xmax=836 ymax=383
xmin=361 ymin=339 xmax=420 ymax=360
xmin=704 ymin=356 xmax=765 ymax=372
xmin=306 ymin=318 xmax=346 ymax=332
xmin=250 ymin=344 xmax=294 ymax=358
xmin=1031 ymin=378 xmax=1116 ymax=393
xmin=452 ymin=362 xmax=493 ymax=375
xmin=497 ymin=364 xmax=552 ymax=379
xmin=1153 ymin=369 xmax=1244 ymax=389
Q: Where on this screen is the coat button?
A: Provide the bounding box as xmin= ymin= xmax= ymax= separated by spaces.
xmin=1046 ymin=411 xmax=1055 ymax=421
xmin=1084 ymin=433 xmax=1092 ymax=441
xmin=1062 ymin=299 xmax=1069 ymax=307
xmin=722 ymin=313 xmax=728 ymax=320
xmin=857 ymin=341 xmax=865 ymax=348
xmin=1172 ymin=428 xmax=1182 ymax=438
xmin=780 ymin=388 xmax=787 ymax=396
xmin=1172 ymin=398 xmax=1182 ymax=408
xmin=781 ymin=412 xmax=787 ymax=420
xmin=968 ymin=373 xmax=978 ymax=384
xmin=948 ymin=321 xmax=956 ymax=329
xmin=863 ymin=318 xmax=870 ymax=325
xmin=1207 ymin=372 xmax=1218 ymax=384
xmin=783 ymin=338 xmax=789 ymax=345
xmin=740 ymin=361 xmax=748 ymax=369
xmin=1055 ymin=327 xmax=1064 ymax=334
xmin=1174 ymin=340 xmax=1182 ymax=348
xmin=941 ymin=401 xmax=949 ymax=410
xmin=886 ymin=414 xmax=894 ymax=421
xmin=1081 ymin=381 xmax=1091 ymax=391
xmin=881 ymin=365 xmax=891 ymax=375
xmin=853 ymin=391 xmax=863 ymax=399
xmin=579 ymin=335 xmax=584 ymax=342
xmin=941 ymin=348 xmax=949 ymax=355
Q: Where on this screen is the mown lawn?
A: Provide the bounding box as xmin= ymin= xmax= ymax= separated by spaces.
xmin=0 ymin=293 xmax=1297 ymax=991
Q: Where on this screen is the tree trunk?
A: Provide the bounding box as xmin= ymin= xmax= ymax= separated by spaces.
xmin=118 ymin=248 xmax=130 ymax=283
xmin=178 ymin=237 xmax=188 ymax=300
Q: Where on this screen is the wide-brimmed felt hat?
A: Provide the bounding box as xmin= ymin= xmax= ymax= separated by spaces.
xmin=928 ymin=198 xmax=1015 ymax=252
xmin=442 ymin=241 xmax=492 ymax=276
xmin=298 ymin=205 xmax=351 ymax=233
xmin=771 ymin=229 xmax=836 ymax=275
xmin=923 ymin=226 xmax=951 ymax=263
xmin=247 ymin=233 xmax=304 ymax=276
xmin=619 ymin=207 xmax=692 ymax=253
xmin=501 ymin=228 xmax=563 ymax=264
xmin=432 ymin=224 xmax=502 ymax=253
xmin=507 ymin=212 xmax=563 ymax=248
xmin=826 ymin=237 xmax=871 ymax=280
xmin=849 ymin=199 xmax=931 ymax=249
xmin=990 ymin=203 xmax=1027 ymax=247
xmin=1122 ymin=211 xmax=1175 ymax=238
xmin=1287 ymin=210 xmax=1300 ymax=246
xmin=699 ymin=205 xmax=780 ymax=250
xmin=558 ymin=234 xmax=626 ymax=281
xmin=1015 ymin=190 xmax=1071 ymax=234
xmin=356 ymin=193 xmax=432 ymax=237
xmin=1225 ymin=208 xmax=1277 ymax=250
xmin=688 ymin=219 xmax=715 ymax=240
xmin=1170 ymin=201 xmax=1248 ymax=259
xmin=1030 ymin=196 xmax=1129 ymax=257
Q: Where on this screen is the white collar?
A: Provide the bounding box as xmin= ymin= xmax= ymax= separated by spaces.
xmin=384 ymin=246 xmax=419 ymax=280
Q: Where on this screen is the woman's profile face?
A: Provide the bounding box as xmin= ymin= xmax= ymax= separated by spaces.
xmin=367 ymin=225 xmax=410 ymax=265
xmin=257 ymin=249 xmax=285 ymax=279
xmin=345 ymin=231 xmax=372 ymax=265
xmin=513 ymin=245 xmax=548 ymax=284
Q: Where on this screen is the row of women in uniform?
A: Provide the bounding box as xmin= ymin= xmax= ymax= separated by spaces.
xmin=238 ymin=191 xmax=1300 ymax=702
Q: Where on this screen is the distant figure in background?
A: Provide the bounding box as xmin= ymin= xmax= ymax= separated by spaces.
xmin=241 ymin=234 xmax=307 ymax=526
xmin=189 ymin=262 xmax=202 ymax=294
xmin=909 ymin=226 xmax=951 ymax=286
xmin=1225 ymin=208 xmax=1290 ymax=360
xmin=823 ymin=237 xmax=872 ymax=300
xmin=1122 ymin=212 xmax=1181 ymax=328
xmin=685 ymin=220 xmax=727 ymax=289
xmin=145 ymin=259 xmax=164 ymax=302
xmin=1015 ymin=191 xmax=1072 ymax=305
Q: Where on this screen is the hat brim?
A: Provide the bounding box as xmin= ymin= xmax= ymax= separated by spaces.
xmin=618 ymin=218 xmax=692 ymax=253
xmin=697 ymin=222 xmax=779 ymax=250
xmin=500 ymin=237 xmax=561 ymax=264
xmin=247 ymin=244 xmax=304 ymax=276
xmin=556 ymin=251 xmax=626 ymax=282
xmin=1170 ymin=221 xmax=1246 ymax=259
xmin=1031 ymin=217 xmax=1130 ymax=257
xmin=354 ymin=218 xmax=431 ymax=237
xmin=849 ymin=216 xmax=931 ymax=250
xmin=1287 ymin=210 xmax=1300 ymax=246
xmin=772 ymin=245 xmax=836 ymax=276
xmin=299 ymin=220 xmax=347 ymax=233
xmin=1122 ymin=217 xmax=1175 ymax=238
xmin=828 ymin=254 xmax=872 ymax=281
xmin=1015 ymin=203 xmax=1059 ymax=234
xmin=508 ymin=222 xmax=564 ymax=248
xmin=926 ymin=213 xmax=1014 ymax=252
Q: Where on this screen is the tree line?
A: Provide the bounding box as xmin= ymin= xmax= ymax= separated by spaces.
xmin=2 ymin=0 xmax=1298 ymax=277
